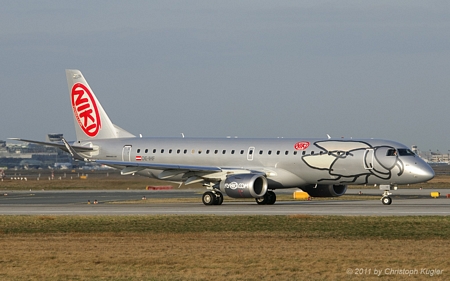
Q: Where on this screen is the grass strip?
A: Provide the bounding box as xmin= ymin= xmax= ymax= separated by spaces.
xmin=1 ymin=215 xmax=449 ymax=239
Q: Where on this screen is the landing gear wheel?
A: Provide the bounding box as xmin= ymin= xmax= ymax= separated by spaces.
xmin=267 ymin=191 xmax=276 ymax=205
xmin=381 ymin=196 xmax=392 ymax=205
xmin=202 ymin=192 xmax=215 ymax=205
xmin=214 ymin=192 xmax=224 ymax=205
xmin=255 ymin=191 xmax=276 ymax=205
xmin=255 ymin=197 xmax=266 ymax=205
xmin=202 ymin=191 xmax=224 ymax=205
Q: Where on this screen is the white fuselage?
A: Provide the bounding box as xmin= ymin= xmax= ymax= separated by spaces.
xmin=78 ymin=137 xmax=434 ymax=189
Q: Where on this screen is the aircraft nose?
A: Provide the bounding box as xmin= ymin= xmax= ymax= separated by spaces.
xmin=422 ymin=164 xmax=435 ymax=181
xmin=403 ymin=158 xmax=435 ymax=183
xmin=414 ymin=161 xmax=435 ymax=182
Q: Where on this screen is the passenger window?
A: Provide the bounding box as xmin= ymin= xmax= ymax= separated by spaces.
xmin=294 ymin=151 xmax=297 ymax=155
xmin=240 ymin=150 xmax=244 ymax=154
xmin=268 ymin=150 xmax=272 ymax=155
xmin=285 ymin=151 xmax=289 ymax=155
xmin=169 ymin=149 xmax=172 ymax=154
xmin=231 ymin=150 xmax=235 ymax=154
xmin=153 ymin=149 xmax=156 ymax=153
xmin=145 ymin=149 xmax=148 ymax=153
xmin=259 ymin=150 xmax=263 ymax=155
xmin=276 ymin=151 xmax=280 ymax=155
xmin=222 ymin=150 xmax=226 ymax=154
xmin=137 ymin=149 xmax=141 ymax=153
xmin=206 ymin=150 xmax=210 ymax=154
xmin=177 ymin=149 xmax=180 ymax=154
xmin=184 ymin=149 xmax=187 ymax=154
xmin=161 ymin=149 xmax=164 ymax=153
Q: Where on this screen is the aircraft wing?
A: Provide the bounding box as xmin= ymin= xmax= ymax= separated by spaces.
xmin=94 ymin=159 xmax=263 ymax=185
xmin=9 ymin=138 xmax=95 ymax=153
xmin=95 ymin=159 xmax=222 ymax=173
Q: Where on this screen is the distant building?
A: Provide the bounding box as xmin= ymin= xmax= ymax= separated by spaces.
xmin=413 ymin=145 xmax=450 ymax=165
xmin=47 ymin=133 xmax=64 ymax=142
xmin=54 ymin=162 xmax=73 ymax=170
xmin=0 ymin=135 xmax=72 ymax=169
xmin=19 ymin=159 xmax=43 ymax=169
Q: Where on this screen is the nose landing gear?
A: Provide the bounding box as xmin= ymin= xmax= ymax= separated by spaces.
xmin=381 ymin=191 xmax=392 ymax=205
xmin=379 ymin=185 xmax=396 ymax=205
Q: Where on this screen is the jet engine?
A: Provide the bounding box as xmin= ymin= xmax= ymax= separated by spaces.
xmin=301 ymin=184 xmax=347 ymax=197
xmin=219 ymin=174 xmax=268 ymax=198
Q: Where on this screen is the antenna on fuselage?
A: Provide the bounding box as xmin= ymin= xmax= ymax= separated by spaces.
xmin=181 ymin=133 xmax=185 ymax=138
xmin=327 ymin=134 xmax=331 ymax=139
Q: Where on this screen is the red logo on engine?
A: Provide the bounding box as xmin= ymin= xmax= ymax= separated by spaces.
xmin=71 ymin=83 xmax=101 ymax=137
xmin=294 ymin=141 xmax=310 ymax=150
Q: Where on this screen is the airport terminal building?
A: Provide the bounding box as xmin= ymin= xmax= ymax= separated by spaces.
xmin=0 ymin=134 xmax=72 ymax=169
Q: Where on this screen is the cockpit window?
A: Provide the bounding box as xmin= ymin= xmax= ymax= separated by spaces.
xmin=397 ymin=148 xmax=415 ymax=156
xmin=386 ymin=149 xmax=397 ymax=156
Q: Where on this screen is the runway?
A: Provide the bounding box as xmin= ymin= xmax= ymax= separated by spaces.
xmin=1 ymin=189 xmax=449 ymax=216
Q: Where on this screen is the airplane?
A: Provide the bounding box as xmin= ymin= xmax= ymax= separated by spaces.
xmin=12 ymin=69 xmax=435 ymax=206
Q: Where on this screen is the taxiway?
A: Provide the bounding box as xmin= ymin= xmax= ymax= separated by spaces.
xmin=0 ymin=188 xmax=449 ymax=216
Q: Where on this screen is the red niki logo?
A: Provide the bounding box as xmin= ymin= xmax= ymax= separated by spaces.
xmin=294 ymin=141 xmax=310 ymax=150
xmin=71 ymin=83 xmax=101 ymax=137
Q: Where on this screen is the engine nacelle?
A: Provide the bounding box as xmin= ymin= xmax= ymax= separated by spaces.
xmin=219 ymin=174 xmax=268 ymax=198
xmin=301 ymin=184 xmax=347 ymax=197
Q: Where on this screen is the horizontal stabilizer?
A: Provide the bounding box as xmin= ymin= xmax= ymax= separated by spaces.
xmin=9 ymin=138 xmax=94 ymax=153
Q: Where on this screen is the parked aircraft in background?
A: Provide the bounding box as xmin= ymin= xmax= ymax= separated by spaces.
xmin=12 ymin=69 xmax=435 ymax=205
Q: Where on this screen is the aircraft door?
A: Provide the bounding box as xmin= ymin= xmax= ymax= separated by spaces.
xmin=122 ymin=145 xmax=132 ymax=161
xmin=364 ymin=148 xmax=374 ymax=170
xmin=247 ymin=147 xmax=255 ymax=161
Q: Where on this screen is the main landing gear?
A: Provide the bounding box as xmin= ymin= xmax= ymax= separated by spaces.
xmin=202 ymin=191 xmax=224 ymax=205
xmin=255 ymin=191 xmax=276 ymax=205
xmin=201 ymin=190 xmax=277 ymax=205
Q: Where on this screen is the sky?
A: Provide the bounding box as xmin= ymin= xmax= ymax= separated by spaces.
xmin=1 ymin=1 xmax=450 ymax=153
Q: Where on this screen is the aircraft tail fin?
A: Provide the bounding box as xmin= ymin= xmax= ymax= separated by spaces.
xmin=66 ymin=69 xmax=135 ymax=141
